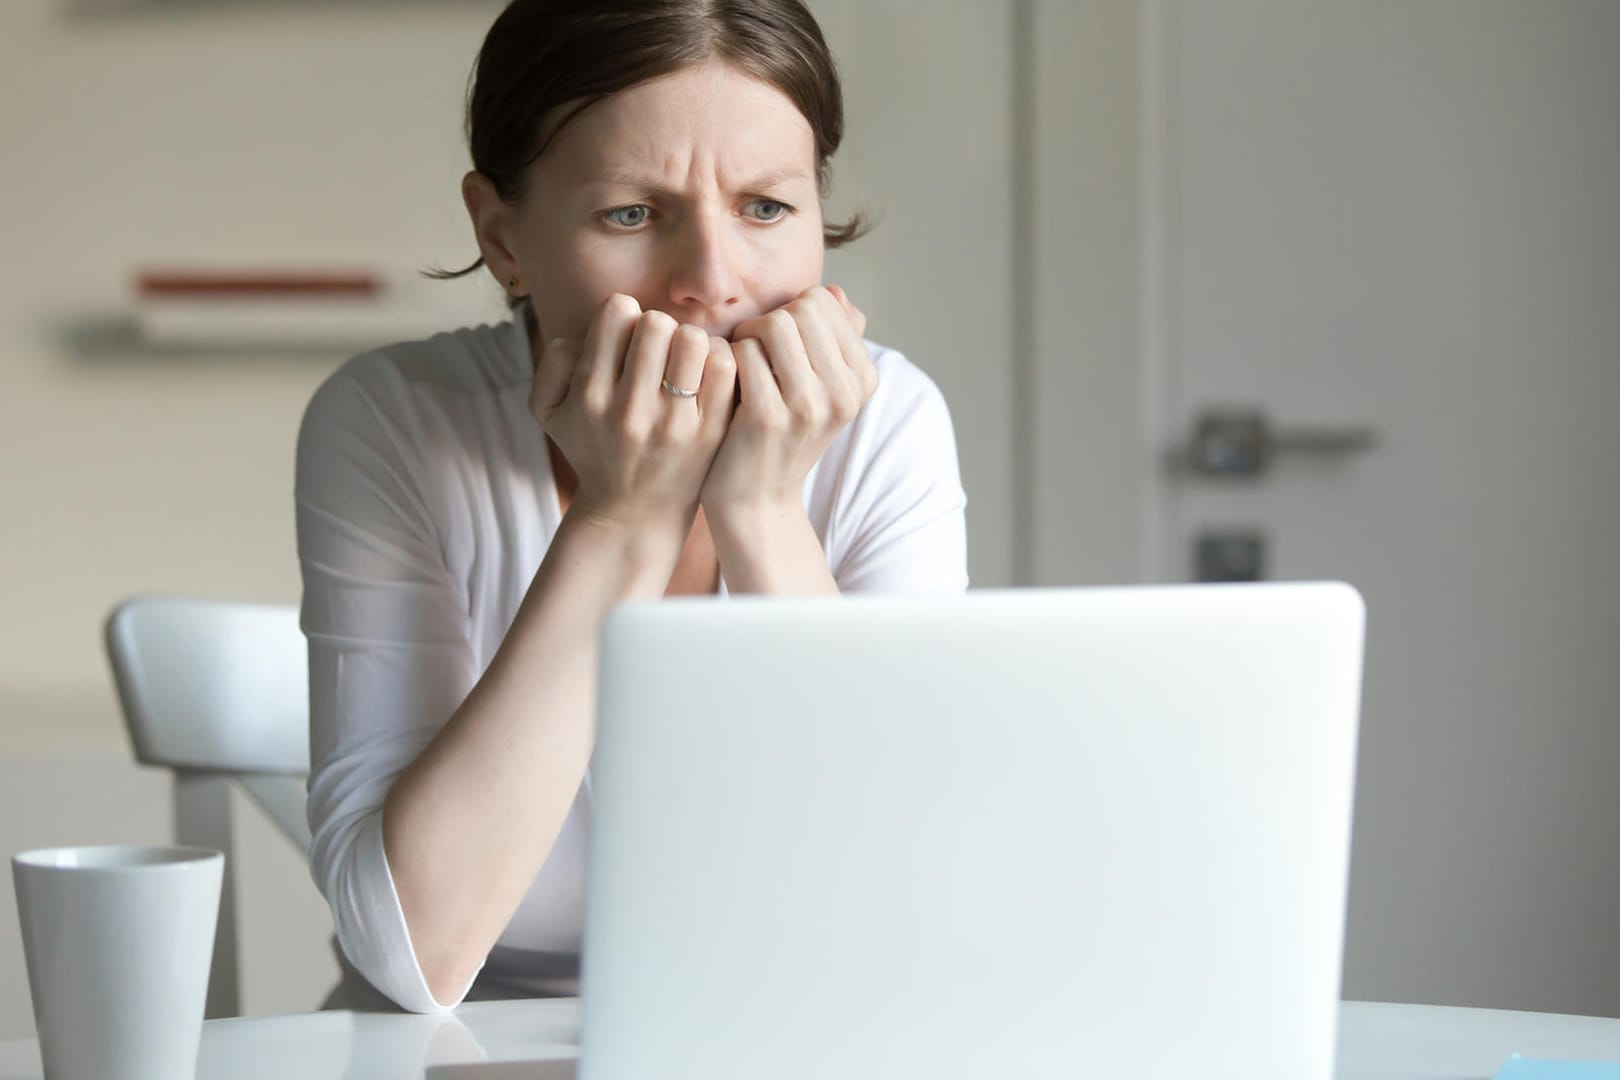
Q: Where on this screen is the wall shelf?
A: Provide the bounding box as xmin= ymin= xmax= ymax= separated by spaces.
xmin=56 ymin=267 xmax=508 ymax=363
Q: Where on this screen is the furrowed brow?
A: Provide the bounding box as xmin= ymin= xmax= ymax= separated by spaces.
xmin=735 ymin=167 xmax=813 ymax=191
xmin=585 ymin=166 xmax=812 ymax=193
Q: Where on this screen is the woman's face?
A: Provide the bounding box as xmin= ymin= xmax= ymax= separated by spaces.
xmin=466 ymin=58 xmax=827 ymax=343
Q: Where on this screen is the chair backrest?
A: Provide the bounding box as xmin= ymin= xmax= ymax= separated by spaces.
xmin=103 ymin=595 xmax=313 ymax=1019
xmin=104 ymin=596 xmax=309 ymax=775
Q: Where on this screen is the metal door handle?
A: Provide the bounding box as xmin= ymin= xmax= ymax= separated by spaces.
xmin=1187 ymin=408 xmax=1378 ymax=478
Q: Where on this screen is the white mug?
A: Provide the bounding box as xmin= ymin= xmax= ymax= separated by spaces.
xmin=12 ymin=844 xmax=223 ymax=1080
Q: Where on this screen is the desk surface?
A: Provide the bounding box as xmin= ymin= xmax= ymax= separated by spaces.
xmin=2 ymin=999 xmax=1619 ymax=1079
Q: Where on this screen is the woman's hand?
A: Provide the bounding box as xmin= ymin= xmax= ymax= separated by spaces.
xmin=700 ymin=285 xmax=877 ymax=515
xmin=530 ymin=293 xmax=737 ymax=530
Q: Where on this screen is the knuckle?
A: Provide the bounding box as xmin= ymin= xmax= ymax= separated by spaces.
xmin=766 ymin=308 xmax=797 ymax=334
xmin=799 ymin=400 xmax=830 ymax=430
xmin=641 ymin=308 xmax=677 ymax=333
xmin=755 ymin=404 xmax=789 ymax=434
xmin=675 ymin=323 xmax=708 ymax=351
xmin=603 ymin=293 xmax=641 ymax=321
xmin=618 ymin=408 xmax=652 ymax=444
xmin=854 ymin=363 xmax=878 ymax=395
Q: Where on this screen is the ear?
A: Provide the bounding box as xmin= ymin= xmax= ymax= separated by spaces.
xmin=462 ymin=170 xmax=522 ymax=288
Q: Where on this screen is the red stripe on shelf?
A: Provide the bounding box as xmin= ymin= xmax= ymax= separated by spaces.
xmin=136 ymin=272 xmax=382 ymax=297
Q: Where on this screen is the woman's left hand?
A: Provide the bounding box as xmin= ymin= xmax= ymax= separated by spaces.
xmin=700 ymin=284 xmax=878 ymax=515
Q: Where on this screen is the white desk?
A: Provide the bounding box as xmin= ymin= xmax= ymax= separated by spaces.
xmin=2 ymin=999 xmax=1619 ymax=1079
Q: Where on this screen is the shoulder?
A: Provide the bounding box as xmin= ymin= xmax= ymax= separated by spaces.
xmin=295 ymin=316 xmax=532 ymax=507
xmin=811 ymin=337 xmax=962 ymax=501
xmin=811 ymin=339 xmax=969 ymax=593
xmin=298 ymin=317 xmax=529 ymax=452
xmin=305 ymin=317 xmax=529 ymax=419
xmin=864 ymin=341 xmax=949 ymax=414
xmin=843 ymin=339 xmax=959 ymax=456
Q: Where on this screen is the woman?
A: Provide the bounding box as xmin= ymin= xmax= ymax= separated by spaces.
xmin=297 ymin=0 xmax=968 ymax=1014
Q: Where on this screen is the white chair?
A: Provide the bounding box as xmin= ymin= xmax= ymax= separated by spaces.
xmin=103 ymin=596 xmax=311 ymax=1019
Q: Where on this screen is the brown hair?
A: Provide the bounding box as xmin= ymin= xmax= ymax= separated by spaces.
xmin=426 ymin=0 xmax=868 ymax=305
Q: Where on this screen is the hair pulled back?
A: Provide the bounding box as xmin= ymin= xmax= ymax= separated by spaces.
xmin=427 ymin=0 xmax=868 ymax=302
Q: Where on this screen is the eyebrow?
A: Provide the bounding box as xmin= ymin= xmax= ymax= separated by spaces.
xmin=585 ymin=166 xmax=813 ymax=193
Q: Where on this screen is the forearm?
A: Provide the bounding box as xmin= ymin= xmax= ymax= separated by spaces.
xmin=707 ymin=502 xmax=838 ymax=595
xmin=381 ymin=509 xmax=688 ymax=1004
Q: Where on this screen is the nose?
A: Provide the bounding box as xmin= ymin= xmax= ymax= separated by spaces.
xmin=665 ymin=212 xmax=742 ymax=323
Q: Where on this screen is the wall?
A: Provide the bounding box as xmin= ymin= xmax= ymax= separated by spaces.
xmin=9 ymin=0 xmax=1609 ymax=1040
xmin=0 ymin=0 xmax=1022 ymax=1038
xmin=0 ymin=2 xmax=513 ymax=1036
xmin=1027 ymin=0 xmax=1150 ymax=587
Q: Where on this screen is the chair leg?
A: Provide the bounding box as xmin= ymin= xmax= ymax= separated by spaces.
xmin=174 ymin=771 xmax=240 ymax=1018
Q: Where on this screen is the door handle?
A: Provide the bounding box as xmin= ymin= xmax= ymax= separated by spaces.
xmin=1185 ymin=408 xmax=1378 ymax=478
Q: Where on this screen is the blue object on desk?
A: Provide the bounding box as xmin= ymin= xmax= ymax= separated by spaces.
xmin=1495 ymin=1056 xmax=1620 ymax=1079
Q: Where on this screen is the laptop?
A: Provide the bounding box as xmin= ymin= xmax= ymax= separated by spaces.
xmin=566 ymin=582 xmax=1365 ymax=1080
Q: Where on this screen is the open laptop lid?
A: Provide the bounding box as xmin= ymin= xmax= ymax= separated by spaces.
xmin=580 ymin=583 xmax=1365 ymax=1080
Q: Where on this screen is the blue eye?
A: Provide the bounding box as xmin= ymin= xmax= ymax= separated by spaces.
xmin=604 ymin=205 xmax=650 ymax=228
xmin=746 ymin=199 xmax=790 ymax=222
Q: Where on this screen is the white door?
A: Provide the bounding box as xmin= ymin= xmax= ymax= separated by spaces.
xmin=1156 ymin=2 xmax=1620 ymax=1015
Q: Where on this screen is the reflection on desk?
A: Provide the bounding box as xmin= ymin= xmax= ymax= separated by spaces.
xmin=1 ymin=999 xmax=1619 ymax=1080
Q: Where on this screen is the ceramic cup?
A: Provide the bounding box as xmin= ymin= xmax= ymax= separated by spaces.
xmin=12 ymin=844 xmax=223 ymax=1080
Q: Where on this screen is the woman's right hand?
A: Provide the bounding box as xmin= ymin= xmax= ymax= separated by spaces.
xmin=529 ymin=294 xmax=737 ymax=530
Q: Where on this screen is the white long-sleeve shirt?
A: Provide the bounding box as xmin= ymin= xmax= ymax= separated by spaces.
xmin=294 ymin=307 xmax=969 ymax=1013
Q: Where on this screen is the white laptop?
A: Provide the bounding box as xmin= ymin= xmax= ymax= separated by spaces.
xmin=566 ymin=582 xmax=1365 ymax=1080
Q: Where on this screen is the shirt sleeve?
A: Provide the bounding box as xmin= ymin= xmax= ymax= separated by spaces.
xmin=827 ymin=346 xmax=971 ymax=595
xmin=294 ymin=361 xmax=482 ymax=1013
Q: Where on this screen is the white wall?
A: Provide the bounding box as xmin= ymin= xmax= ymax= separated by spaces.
xmin=1027 ymin=0 xmax=1150 ymax=587
xmin=0 ymin=0 xmax=1021 ymax=1039
xmin=0 ymin=4 xmax=505 ymax=699
xmin=0 ymin=0 xmax=506 ymax=1038
xmin=0 ymin=0 xmax=1019 ymax=708
xmin=6 ymin=0 xmax=1612 ymax=1041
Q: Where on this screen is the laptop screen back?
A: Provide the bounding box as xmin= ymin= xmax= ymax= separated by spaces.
xmin=580 ymin=583 xmax=1365 ymax=1080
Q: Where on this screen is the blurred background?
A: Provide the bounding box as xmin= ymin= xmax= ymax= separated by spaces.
xmin=1 ymin=0 xmax=1617 ymax=1037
